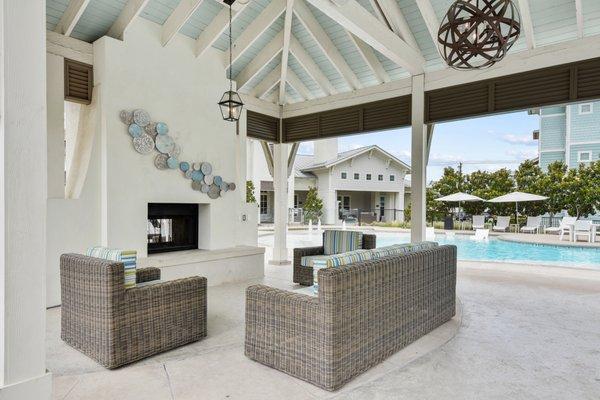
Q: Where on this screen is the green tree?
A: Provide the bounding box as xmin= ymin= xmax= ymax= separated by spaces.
xmin=514 ymin=160 xmax=545 ymax=216
xmin=246 ymin=180 xmax=257 ymax=203
xmin=303 ymin=187 xmax=323 ymax=221
xmin=485 ymin=168 xmax=515 ymax=216
xmin=426 ymin=187 xmax=446 ymax=223
xmin=430 ymin=167 xmax=466 ymax=216
xmin=463 ymin=170 xmax=491 ymax=215
xmin=539 ymin=161 xmax=567 ymax=216
xmin=562 ymin=164 xmax=596 ymax=217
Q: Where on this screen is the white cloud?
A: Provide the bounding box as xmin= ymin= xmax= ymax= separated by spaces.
xmin=506 ymin=148 xmax=538 ymax=160
xmin=501 ymin=134 xmax=536 ymax=145
xmin=298 ymin=141 xmax=314 ymax=155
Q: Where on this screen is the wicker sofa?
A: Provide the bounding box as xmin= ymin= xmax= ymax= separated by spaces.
xmin=246 ymin=245 xmax=457 ymax=391
xmin=293 ymin=231 xmax=376 ymax=286
xmin=60 ymin=253 xmax=207 ymax=368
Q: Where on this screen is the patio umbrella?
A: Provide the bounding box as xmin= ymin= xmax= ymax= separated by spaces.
xmin=435 ymin=192 xmax=485 ymax=225
xmin=487 ymin=191 xmax=548 ymax=224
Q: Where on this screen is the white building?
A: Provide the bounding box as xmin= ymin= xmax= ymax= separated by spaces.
xmin=248 ymin=138 xmax=410 ymax=224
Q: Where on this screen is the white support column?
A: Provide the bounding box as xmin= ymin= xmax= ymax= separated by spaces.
xmin=0 ymin=0 xmax=52 ymax=398
xmin=411 ymin=74 xmax=426 ymax=242
xmin=271 ymin=143 xmax=290 ymax=264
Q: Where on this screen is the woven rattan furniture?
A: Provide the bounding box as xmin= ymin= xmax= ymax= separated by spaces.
xmin=246 ymin=245 xmax=457 ymax=391
xmin=293 ymin=232 xmax=376 ymax=286
xmin=60 ymin=253 xmax=207 ymax=369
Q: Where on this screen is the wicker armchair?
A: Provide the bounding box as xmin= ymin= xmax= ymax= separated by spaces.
xmin=60 ymin=253 xmax=207 ymax=369
xmin=293 ymin=231 xmax=376 ymax=286
xmin=246 ymin=245 xmax=457 ymax=391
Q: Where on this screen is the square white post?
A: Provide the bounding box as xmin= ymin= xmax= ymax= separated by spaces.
xmin=271 ymin=143 xmax=290 ymax=264
xmin=0 ymin=0 xmax=52 ymax=398
xmin=411 ymin=74 xmax=427 ymax=242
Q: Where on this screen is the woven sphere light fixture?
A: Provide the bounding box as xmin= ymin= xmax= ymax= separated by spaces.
xmin=437 ymin=0 xmax=521 ymax=70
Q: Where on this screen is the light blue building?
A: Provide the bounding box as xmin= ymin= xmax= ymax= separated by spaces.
xmin=536 ymin=101 xmax=600 ymax=170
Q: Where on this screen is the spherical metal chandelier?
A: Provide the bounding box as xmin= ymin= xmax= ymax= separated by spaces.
xmin=437 ymin=0 xmax=521 ymax=70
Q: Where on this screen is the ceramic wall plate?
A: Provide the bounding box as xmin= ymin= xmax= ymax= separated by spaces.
xmin=120 ymin=110 xmax=133 ymax=124
xmin=191 ymin=180 xmax=203 ymax=191
xmin=179 ymin=161 xmax=190 ymax=172
xmin=185 ymin=169 xmax=194 ymax=179
xmin=167 ymin=156 xmax=179 ymax=169
xmin=200 ymin=162 xmax=212 ymax=175
xmin=208 ymin=184 xmax=220 ymax=199
xmin=156 ymin=122 xmax=169 ymax=135
xmin=200 ymin=184 xmax=210 ymax=193
xmin=168 ymin=144 xmax=181 ymax=158
xmin=220 ymin=182 xmax=229 ymax=192
xmin=128 ymin=123 xmax=143 ymax=138
xmin=191 ymin=170 xmax=204 ymax=181
xmin=203 ymin=174 xmax=214 ymax=185
xmin=133 ymin=109 xmax=151 ymax=127
xmin=228 ymin=183 xmax=236 ymax=191
xmin=154 ymin=154 xmax=169 ymax=169
xmin=192 ymin=162 xmax=201 ymax=171
xmin=213 ymin=175 xmax=223 ymax=186
xmin=155 ymin=135 xmax=175 ymax=154
xmin=133 ymin=134 xmax=155 ymax=154
xmin=145 ymin=122 xmax=158 ymax=138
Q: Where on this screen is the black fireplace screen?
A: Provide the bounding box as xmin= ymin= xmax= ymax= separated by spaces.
xmin=147 ymin=203 xmax=198 ymax=254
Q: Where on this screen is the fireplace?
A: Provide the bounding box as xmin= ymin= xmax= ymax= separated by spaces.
xmin=147 ymin=203 xmax=198 ymax=254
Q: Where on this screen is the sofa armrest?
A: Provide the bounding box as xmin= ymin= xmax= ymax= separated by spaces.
xmin=293 ymin=246 xmax=324 ymax=267
xmin=362 ymin=234 xmax=376 ymax=249
xmin=136 ymin=267 xmax=161 ymax=284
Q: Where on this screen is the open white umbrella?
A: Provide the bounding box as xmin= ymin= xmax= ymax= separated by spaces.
xmin=436 ymin=192 xmax=485 ymax=227
xmin=487 ymin=191 xmax=548 ymax=224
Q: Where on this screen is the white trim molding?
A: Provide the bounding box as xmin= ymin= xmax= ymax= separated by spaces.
xmin=578 ymin=103 xmax=593 ymax=115
xmin=577 ymin=150 xmax=592 ymax=163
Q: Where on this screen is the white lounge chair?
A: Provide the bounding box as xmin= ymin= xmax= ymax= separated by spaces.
xmin=545 ymin=216 xmax=577 ymax=241
xmin=470 ymin=229 xmax=489 ymax=241
xmin=573 ymin=220 xmax=593 ymax=243
xmin=492 ymin=216 xmax=511 ymax=232
xmin=520 ymin=216 xmax=541 ymax=234
xmin=472 ymin=215 xmax=485 ymax=230
xmin=426 ymin=227 xmax=435 ymax=240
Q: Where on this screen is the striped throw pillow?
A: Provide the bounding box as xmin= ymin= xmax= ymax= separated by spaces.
xmin=312 ymin=249 xmax=374 ymax=293
xmin=323 ymin=230 xmax=363 ymax=255
xmin=86 ymin=247 xmax=137 ymax=289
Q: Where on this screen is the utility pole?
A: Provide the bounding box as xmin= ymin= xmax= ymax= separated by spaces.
xmin=457 ymin=162 xmax=463 ymax=191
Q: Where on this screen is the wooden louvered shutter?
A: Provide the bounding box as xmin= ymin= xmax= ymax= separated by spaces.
xmin=64 ymin=59 xmax=93 ymax=105
xmin=247 ymin=111 xmax=280 ymax=142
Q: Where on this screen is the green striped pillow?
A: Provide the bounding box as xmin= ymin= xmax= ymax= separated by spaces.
xmin=323 ymin=230 xmax=363 ymax=255
xmin=86 ymin=246 xmax=137 ymax=289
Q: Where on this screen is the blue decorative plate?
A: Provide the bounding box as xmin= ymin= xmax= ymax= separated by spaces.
xmin=213 ymin=176 xmax=223 ymax=186
xmin=167 ymin=157 xmax=179 ymax=169
xmin=156 ymin=122 xmax=169 ymax=135
xmin=200 ymin=162 xmax=212 ymax=175
xmin=179 ymin=161 xmax=190 ymax=172
xmin=203 ymin=174 xmax=214 ymax=185
xmin=220 ymin=182 xmax=229 ymax=192
xmin=128 ymin=123 xmax=143 ymax=138
xmin=155 ymin=135 xmax=175 ymax=154
xmin=191 ymin=170 xmax=204 ymax=181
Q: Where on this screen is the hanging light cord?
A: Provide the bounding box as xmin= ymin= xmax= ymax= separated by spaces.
xmin=228 ymin=4 xmax=232 ymax=92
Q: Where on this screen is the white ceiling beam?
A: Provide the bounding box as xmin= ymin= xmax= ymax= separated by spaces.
xmin=414 ymin=0 xmax=439 ymax=48
xmin=286 ymin=69 xmax=312 ymax=100
xmin=46 ymin=30 xmax=93 ymax=65
xmin=231 ymin=0 xmax=286 ymax=64
xmin=575 ymin=0 xmax=584 ymax=39
xmin=304 ymin=0 xmax=424 ymax=75
xmin=107 ymin=0 xmax=151 ymax=40
xmin=195 ymin=2 xmax=249 ymax=58
xmin=239 ymin=93 xmax=280 ymax=117
xmin=294 ymin=0 xmax=361 ymax=90
xmin=516 ymin=0 xmax=535 ymax=49
xmin=236 ymin=30 xmax=284 ymax=90
xmin=279 ymin=0 xmax=295 ymax=103
xmin=252 ymin=67 xmax=281 ymax=99
xmin=54 ymin=0 xmax=91 ymax=36
xmin=347 ymin=32 xmax=390 ymax=84
xmin=290 ymin=36 xmax=336 ymax=95
xmin=376 ymin=0 xmax=419 ymax=50
xmin=161 ymin=0 xmax=205 ymax=47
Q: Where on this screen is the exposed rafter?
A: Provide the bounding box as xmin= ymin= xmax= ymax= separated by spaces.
xmin=46 ymin=30 xmax=93 ymax=65
xmin=516 ymin=0 xmax=535 ymax=49
xmin=236 ymin=30 xmax=284 ymax=90
xmin=195 ymin=1 xmax=249 ymax=58
xmin=54 ymin=0 xmax=91 ymax=36
xmin=286 ymin=69 xmax=312 ymax=100
xmin=107 ymin=0 xmax=151 ymax=40
xmin=376 ymin=0 xmax=419 ymax=51
xmin=231 ymin=0 xmax=286 ymax=64
xmin=279 ymin=0 xmax=295 ymax=103
xmin=289 ymin=36 xmax=336 ymax=95
xmin=575 ymin=0 xmax=584 ymax=39
xmin=162 ymin=0 xmax=205 ymax=47
xmin=294 ymin=0 xmax=361 ymax=90
xmin=414 ymin=0 xmax=440 ymax=48
xmin=304 ymin=0 xmax=424 ymax=75
xmin=347 ymin=32 xmax=390 ymax=84
xmin=252 ymin=67 xmax=281 ymax=99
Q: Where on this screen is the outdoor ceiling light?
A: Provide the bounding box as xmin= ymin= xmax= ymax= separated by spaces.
xmin=437 ymin=0 xmax=521 ymax=70
xmin=218 ymin=0 xmax=244 ymax=122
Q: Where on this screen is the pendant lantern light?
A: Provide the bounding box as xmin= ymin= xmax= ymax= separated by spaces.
xmin=218 ymin=0 xmax=244 ymax=121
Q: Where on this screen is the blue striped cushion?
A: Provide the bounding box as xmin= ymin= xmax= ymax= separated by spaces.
xmin=323 ymin=230 xmax=363 ymax=255
xmin=86 ymin=247 xmax=137 ymax=289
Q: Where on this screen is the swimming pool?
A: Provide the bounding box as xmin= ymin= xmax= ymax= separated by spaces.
xmin=258 ymin=231 xmax=600 ymax=269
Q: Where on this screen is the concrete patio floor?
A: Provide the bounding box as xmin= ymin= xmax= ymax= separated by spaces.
xmin=47 ymin=260 xmax=600 ymax=400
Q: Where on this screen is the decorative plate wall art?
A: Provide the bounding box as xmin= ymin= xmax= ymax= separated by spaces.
xmin=120 ymin=109 xmax=236 ymax=199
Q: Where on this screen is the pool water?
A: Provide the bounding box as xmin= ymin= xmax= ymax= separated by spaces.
xmin=259 ymin=231 xmax=600 ymax=269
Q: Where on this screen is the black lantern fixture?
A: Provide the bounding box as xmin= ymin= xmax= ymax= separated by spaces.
xmin=437 ymin=0 xmax=520 ymax=70
xmin=218 ymin=0 xmax=244 ymax=122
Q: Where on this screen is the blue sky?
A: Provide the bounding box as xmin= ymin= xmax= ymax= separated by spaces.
xmin=297 ymin=110 xmax=540 ymax=181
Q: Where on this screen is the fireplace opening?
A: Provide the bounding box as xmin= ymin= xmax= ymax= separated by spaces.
xmin=147 ymin=203 xmax=198 ymax=254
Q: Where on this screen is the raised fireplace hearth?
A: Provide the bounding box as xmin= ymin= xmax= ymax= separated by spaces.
xmin=147 ymin=203 xmax=198 ymax=254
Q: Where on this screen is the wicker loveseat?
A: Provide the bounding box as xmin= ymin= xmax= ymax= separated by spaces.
xmin=60 ymin=254 xmax=207 ymax=368
xmin=293 ymin=231 xmax=376 ymax=286
xmin=246 ymin=245 xmax=457 ymax=391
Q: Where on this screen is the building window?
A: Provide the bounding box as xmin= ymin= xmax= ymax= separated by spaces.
xmin=578 ymin=151 xmax=592 ymax=162
xmin=337 ymin=195 xmax=351 ymax=211
xmin=366 ymin=174 xmax=372 ymax=180
xmin=260 ymin=194 xmax=268 ymax=215
xmin=378 ymin=174 xmax=383 ymax=181
xmin=294 ymin=194 xmax=298 ymax=208
xmin=579 ymin=103 xmax=593 ymax=115
xmin=390 ymin=175 xmax=395 ymax=182
xmin=341 ymin=172 xmax=347 ymax=179
xmin=354 ymin=173 xmax=360 ymax=180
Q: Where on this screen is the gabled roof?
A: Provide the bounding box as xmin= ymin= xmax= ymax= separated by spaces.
xmin=300 ymin=145 xmax=410 ymax=173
